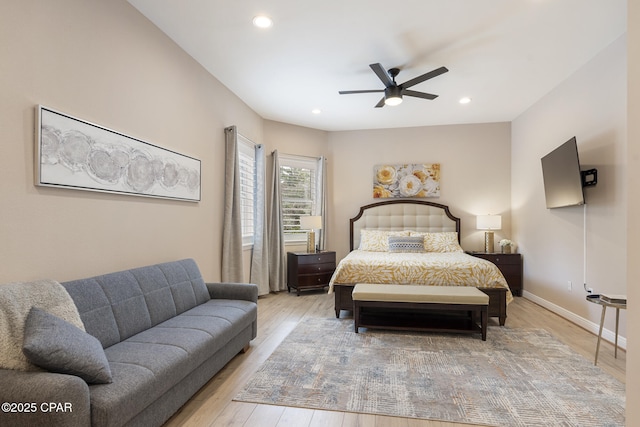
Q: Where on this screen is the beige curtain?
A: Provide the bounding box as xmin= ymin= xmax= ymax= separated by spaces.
xmin=315 ymin=156 xmax=328 ymax=251
xmin=268 ymin=150 xmax=287 ymax=291
xmin=221 ymin=126 xmax=244 ymax=282
xmin=250 ymin=144 xmax=270 ymax=295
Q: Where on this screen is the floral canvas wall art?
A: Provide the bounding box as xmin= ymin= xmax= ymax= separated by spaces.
xmin=373 ymin=163 xmax=440 ymax=198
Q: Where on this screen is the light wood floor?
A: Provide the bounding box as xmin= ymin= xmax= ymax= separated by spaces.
xmin=163 ymin=291 xmax=626 ymax=427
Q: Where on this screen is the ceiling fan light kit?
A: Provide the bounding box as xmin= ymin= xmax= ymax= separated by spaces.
xmin=339 ymin=63 xmax=448 ymax=108
xmin=384 ymin=86 xmax=403 ymax=106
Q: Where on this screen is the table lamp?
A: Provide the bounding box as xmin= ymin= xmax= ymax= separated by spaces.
xmin=477 ymin=215 xmax=502 ymax=253
xmin=300 ymin=215 xmax=322 ymax=253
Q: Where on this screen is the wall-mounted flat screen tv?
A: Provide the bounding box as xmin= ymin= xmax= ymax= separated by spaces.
xmin=541 ymin=136 xmax=585 ymax=209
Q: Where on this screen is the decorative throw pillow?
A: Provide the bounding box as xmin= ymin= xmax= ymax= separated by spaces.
xmin=388 ymin=236 xmax=425 ymax=253
xmin=359 ymin=230 xmax=410 ymax=252
xmin=0 ymin=279 xmax=86 ymax=372
xmin=410 ymin=231 xmax=464 ymax=253
xmin=22 ymin=307 xmax=112 ymax=384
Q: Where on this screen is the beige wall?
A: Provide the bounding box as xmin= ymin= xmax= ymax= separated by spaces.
xmin=627 ymin=2 xmax=639 ymax=424
xmin=511 ymin=36 xmax=627 ymax=341
xmin=327 ymin=123 xmax=512 ymax=259
xmin=0 ymin=0 xmax=263 ymax=283
xmin=264 ymin=120 xmax=329 ymax=157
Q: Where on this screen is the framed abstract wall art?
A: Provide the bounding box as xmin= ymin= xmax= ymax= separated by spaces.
xmin=35 ymin=105 xmax=201 ymax=202
xmin=373 ymin=163 xmax=440 ymax=198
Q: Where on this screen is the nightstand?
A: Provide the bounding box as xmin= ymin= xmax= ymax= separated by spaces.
xmin=468 ymin=252 xmax=523 ymax=296
xmin=287 ymin=251 xmax=336 ymax=296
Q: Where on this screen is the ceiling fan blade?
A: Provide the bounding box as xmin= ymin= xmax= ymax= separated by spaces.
xmin=403 ymin=89 xmax=438 ymax=100
xmin=339 ymin=89 xmax=384 ymax=95
xmin=370 ymin=63 xmax=394 ymax=87
xmin=374 ymin=97 xmax=386 ymax=108
xmin=401 ymin=66 xmax=449 ymax=89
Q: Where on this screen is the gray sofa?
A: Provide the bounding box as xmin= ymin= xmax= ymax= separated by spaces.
xmin=0 ymin=259 xmax=258 ymax=427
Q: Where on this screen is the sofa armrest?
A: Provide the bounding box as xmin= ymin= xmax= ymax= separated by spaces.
xmin=206 ymin=282 xmax=258 ymax=303
xmin=0 ymin=369 xmax=90 ymax=427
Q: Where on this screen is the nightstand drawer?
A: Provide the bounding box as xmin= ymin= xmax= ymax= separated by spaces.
xmin=473 ymin=253 xmax=520 ymax=265
xmin=498 ymin=264 xmax=521 ymax=275
xmin=295 ymin=252 xmax=336 ymax=265
xmin=298 ymin=262 xmax=335 ymax=275
xmin=297 ymin=272 xmax=334 ymax=286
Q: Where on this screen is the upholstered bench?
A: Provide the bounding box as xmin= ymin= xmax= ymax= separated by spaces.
xmin=352 ymin=284 xmax=489 ymax=340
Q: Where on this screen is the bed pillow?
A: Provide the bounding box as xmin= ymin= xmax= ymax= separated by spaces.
xmin=22 ymin=307 xmax=112 ymax=384
xmin=388 ymin=236 xmax=425 ymax=253
xmin=359 ymin=230 xmax=410 ymax=252
xmin=410 ymin=231 xmax=463 ymax=253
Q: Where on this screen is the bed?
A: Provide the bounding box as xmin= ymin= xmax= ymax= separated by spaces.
xmin=328 ymin=200 xmax=513 ymax=325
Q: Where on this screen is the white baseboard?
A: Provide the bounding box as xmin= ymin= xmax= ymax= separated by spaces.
xmin=522 ymin=291 xmax=627 ymax=350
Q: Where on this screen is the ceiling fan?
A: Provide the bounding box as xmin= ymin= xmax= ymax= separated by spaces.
xmin=339 ymin=63 xmax=449 ymax=108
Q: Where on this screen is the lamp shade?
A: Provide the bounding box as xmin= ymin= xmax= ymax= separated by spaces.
xmin=300 ymin=215 xmax=322 ymax=230
xmin=476 ymin=215 xmax=502 ymax=230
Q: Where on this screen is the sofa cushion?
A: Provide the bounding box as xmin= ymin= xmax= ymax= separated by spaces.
xmin=88 ymin=298 xmax=257 ymax=427
xmin=154 ymin=260 xmax=210 ymax=313
xmin=60 ymin=278 xmax=120 ymax=348
xmin=157 ymin=299 xmax=258 ymax=355
xmin=22 ymin=307 xmax=112 ymax=384
xmin=62 ymin=259 xmax=210 ymax=348
xmin=128 ymin=266 xmax=177 ymax=325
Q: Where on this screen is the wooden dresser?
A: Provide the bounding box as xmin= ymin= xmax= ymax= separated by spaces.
xmin=468 ymin=252 xmax=523 ymax=296
xmin=287 ymin=251 xmax=336 ymax=296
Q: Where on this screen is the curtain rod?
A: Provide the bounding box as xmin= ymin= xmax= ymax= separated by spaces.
xmin=273 ymin=151 xmax=326 ymax=161
xmin=238 ymin=132 xmax=258 ymax=147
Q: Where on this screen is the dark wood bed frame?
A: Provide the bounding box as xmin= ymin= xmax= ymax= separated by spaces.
xmin=334 ymin=199 xmax=508 ymax=325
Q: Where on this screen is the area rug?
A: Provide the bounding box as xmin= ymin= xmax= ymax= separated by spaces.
xmin=235 ymin=318 xmax=625 ymax=426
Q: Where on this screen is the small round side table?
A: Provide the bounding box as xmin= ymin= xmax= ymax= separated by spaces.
xmin=586 ymin=294 xmax=627 ymax=366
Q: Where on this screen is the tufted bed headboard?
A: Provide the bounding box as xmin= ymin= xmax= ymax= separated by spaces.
xmin=350 ymin=200 xmax=461 ymax=251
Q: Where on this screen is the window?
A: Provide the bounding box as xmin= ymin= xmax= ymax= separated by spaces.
xmin=279 ymin=154 xmax=320 ymax=242
xmin=238 ymin=135 xmax=256 ymax=246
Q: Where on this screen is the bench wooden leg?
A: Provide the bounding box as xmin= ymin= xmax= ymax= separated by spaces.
xmin=354 ymin=302 xmax=360 ymax=333
xmin=481 ymin=308 xmax=488 ymax=341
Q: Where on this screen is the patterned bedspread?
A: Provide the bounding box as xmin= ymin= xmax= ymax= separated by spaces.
xmin=328 ymin=250 xmax=513 ymax=303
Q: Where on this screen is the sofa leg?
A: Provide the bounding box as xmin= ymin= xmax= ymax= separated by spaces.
xmin=240 ymin=344 xmax=250 ymax=354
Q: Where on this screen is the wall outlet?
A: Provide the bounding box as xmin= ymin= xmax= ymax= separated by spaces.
xmin=567 ymin=280 xmax=572 ymax=291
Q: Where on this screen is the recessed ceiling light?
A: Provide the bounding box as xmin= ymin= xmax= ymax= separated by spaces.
xmin=312 ymin=109 xmax=322 ymax=115
xmin=459 ymin=97 xmax=472 ymax=104
xmin=252 ymin=15 xmax=273 ymax=29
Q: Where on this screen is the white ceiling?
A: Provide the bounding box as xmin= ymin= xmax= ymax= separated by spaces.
xmin=128 ymin=0 xmax=626 ymax=132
